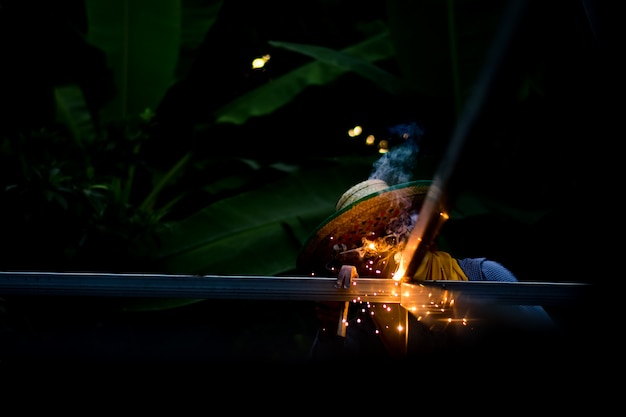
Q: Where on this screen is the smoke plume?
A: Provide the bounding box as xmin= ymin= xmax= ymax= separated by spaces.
xmin=369 ymin=122 xmax=423 ymax=185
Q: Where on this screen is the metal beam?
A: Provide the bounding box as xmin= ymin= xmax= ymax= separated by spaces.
xmin=0 ymin=271 xmax=591 ymax=306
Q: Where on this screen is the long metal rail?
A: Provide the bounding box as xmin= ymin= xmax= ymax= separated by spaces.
xmin=0 ymin=271 xmax=591 ymax=306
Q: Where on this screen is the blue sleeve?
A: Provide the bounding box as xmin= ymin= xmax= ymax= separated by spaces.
xmin=457 ymin=257 xmax=556 ymax=330
xmin=457 ymin=257 xmax=518 ymax=282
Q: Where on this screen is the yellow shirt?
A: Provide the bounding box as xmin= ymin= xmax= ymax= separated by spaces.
xmin=412 ymin=250 xmax=469 ymax=281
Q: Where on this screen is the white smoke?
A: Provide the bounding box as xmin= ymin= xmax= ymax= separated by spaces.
xmin=368 ymin=122 xmax=422 ymax=186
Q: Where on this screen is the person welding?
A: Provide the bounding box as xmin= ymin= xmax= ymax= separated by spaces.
xmin=297 ymin=175 xmax=556 ymax=360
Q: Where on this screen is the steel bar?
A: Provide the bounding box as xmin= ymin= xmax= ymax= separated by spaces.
xmin=0 ymin=271 xmax=591 ymax=306
xmin=402 ymin=280 xmax=592 ymax=307
xmin=0 ymin=271 xmax=400 ymax=302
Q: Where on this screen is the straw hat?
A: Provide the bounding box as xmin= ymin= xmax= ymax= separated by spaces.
xmin=297 ymin=179 xmax=432 ymax=279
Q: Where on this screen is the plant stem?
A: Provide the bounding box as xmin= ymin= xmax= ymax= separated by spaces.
xmin=139 ymin=151 xmax=192 ymax=212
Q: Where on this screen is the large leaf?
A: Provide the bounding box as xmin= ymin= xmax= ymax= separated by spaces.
xmin=176 ymin=0 xmax=224 ymax=77
xmin=85 ymin=0 xmax=182 ymax=123
xmin=213 ymin=30 xmax=396 ymax=125
xmin=156 ymin=155 xmax=378 ymax=276
xmin=180 ymin=0 xmax=223 ymax=50
xmin=54 ymin=84 xmax=96 ymax=143
xmin=268 ymin=36 xmax=409 ymax=97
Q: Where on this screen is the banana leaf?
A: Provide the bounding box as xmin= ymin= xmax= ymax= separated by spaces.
xmin=54 ymin=84 xmax=96 ymax=143
xmin=176 ymin=0 xmax=224 ymax=77
xmin=85 ymin=0 xmax=182 ymax=123
xmin=213 ymin=30 xmax=397 ymax=125
xmin=268 ymin=36 xmax=408 ymax=97
xmin=155 ymin=155 xmax=378 ymax=276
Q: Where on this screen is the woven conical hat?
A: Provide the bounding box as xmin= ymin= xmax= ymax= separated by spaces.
xmin=297 ymin=180 xmax=431 ymax=278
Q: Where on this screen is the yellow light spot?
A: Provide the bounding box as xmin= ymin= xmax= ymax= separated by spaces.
xmin=397 ymin=325 xmax=404 ymax=332
xmin=365 ymin=134 xmax=375 ymax=145
xmin=378 ymin=140 xmax=389 ymax=153
xmin=251 ymin=54 xmax=271 ymax=69
xmin=348 ymin=125 xmax=363 ymax=137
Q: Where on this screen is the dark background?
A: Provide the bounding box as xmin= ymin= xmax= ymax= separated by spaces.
xmin=0 ymin=0 xmax=621 ymax=373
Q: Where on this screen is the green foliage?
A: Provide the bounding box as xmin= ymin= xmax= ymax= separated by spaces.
xmin=216 ymin=32 xmax=399 ymax=124
xmin=0 ymin=0 xmax=605 ymax=293
xmin=156 ymin=155 xmax=378 ymax=276
xmin=1 ymin=1 xmax=397 ymax=286
xmin=0 ymin=121 xmax=160 ymax=271
xmin=0 ymin=1 xmax=611 ymax=365
xmin=85 ymin=0 xmax=183 ymax=124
